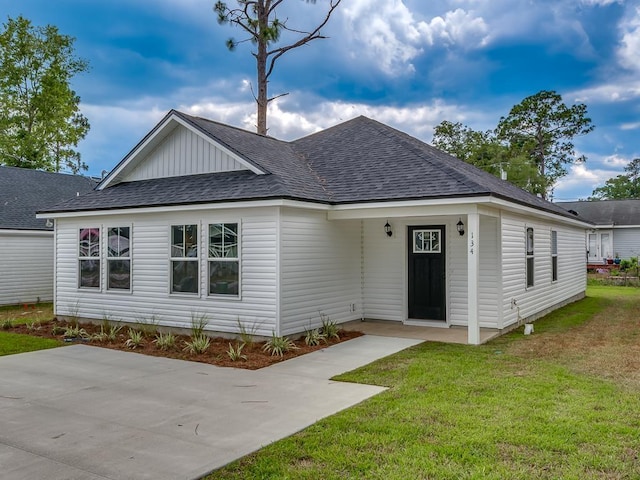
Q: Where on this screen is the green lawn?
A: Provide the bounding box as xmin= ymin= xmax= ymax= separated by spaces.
xmin=0 ymin=303 xmax=61 ymax=356
xmin=206 ymin=286 xmax=640 ymax=479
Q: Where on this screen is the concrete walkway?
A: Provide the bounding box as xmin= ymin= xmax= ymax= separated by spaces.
xmin=0 ymin=335 xmax=422 ymax=480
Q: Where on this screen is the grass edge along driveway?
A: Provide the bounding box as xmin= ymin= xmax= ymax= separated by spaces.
xmin=205 ymin=286 xmax=640 ymax=480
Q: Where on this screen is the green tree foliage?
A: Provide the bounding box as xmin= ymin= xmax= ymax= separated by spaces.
xmin=433 ymin=91 xmax=594 ymax=199
xmin=432 ymin=120 xmax=546 ymax=195
xmin=591 ymin=158 xmax=640 ymax=200
xmin=496 ymin=90 xmax=594 ymax=198
xmin=0 ymin=16 xmax=90 ymax=173
xmin=214 ymin=0 xmax=341 ymax=136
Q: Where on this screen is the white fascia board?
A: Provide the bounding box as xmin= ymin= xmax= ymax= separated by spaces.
xmin=485 ymin=197 xmax=593 ymax=228
xmin=0 ymin=229 xmax=53 ymax=237
xmin=37 ymin=199 xmax=329 ymax=219
xmin=327 ymin=197 xmax=487 ymax=220
xmin=99 ymin=114 xmax=265 ymax=190
xmin=612 ymin=224 xmax=640 ymax=229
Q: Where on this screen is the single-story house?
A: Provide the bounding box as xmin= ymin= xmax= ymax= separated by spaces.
xmin=38 ymin=110 xmax=591 ymax=344
xmin=0 ymin=166 xmax=96 ymax=305
xmin=556 ymin=199 xmax=640 ymax=264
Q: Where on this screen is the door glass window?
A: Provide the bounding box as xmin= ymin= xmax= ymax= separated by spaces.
xmin=413 ymin=229 xmax=441 ymax=253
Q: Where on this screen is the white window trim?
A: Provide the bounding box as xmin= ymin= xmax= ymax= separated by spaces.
xmin=169 ymin=223 xmax=200 ymax=296
xmin=207 ymin=221 xmax=241 ymax=299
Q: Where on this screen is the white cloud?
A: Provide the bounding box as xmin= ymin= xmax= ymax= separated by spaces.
xmin=341 ymin=0 xmax=488 ymax=75
xmin=618 ymin=6 xmax=640 ymax=72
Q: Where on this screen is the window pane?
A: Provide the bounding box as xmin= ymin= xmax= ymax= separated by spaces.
xmin=171 ymin=225 xmax=184 ymax=257
xmin=209 ymin=261 xmax=239 ymax=295
xmin=551 ymin=231 xmax=558 ymax=255
xmin=224 ymin=224 xmax=238 ymax=258
xmin=79 ymin=260 xmax=100 ymax=288
xmin=108 ymin=227 xmax=130 ymax=258
xmin=526 ymin=228 xmax=534 ymax=255
xmin=172 ymin=260 xmax=198 ymax=293
xmin=185 ymin=225 xmax=198 ymax=257
xmin=79 ymin=228 xmax=100 ymax=257
xmin=552 ymin=257 xmax=558 ymax=282
xmin=108 ymin=259 xmax=130 ymax=290
xmin=526 ymin=257 xmax=534 ymax=287
xmin=414 ymin=231 xmax=423 ymax=252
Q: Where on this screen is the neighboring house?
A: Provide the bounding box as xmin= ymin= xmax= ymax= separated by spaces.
xmin=556 ymin=200 xmax=640 ymax=264
xmin=0 ymin=166 xmax=96 ymax=305
xmin=38 ymin=111 xmax=591 ymax=344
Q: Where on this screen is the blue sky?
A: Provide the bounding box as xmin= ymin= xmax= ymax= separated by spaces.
xmin=4 ymin=0 xmax=640 ymax=200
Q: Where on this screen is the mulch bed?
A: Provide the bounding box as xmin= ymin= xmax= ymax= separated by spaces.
xmin=6 ymin=319 xmax=362 ymax=370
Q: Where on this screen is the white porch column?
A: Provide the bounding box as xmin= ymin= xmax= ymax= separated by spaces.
xmin=467 ymin=212 xmax=480 ymax=345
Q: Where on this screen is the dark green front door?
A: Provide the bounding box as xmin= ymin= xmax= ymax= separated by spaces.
xmin=408 ymin=225 xmax=446 ymax=321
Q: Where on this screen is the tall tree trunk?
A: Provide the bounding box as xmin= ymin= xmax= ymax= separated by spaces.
xmin=256 ymin=3 xmax=268 ymax=136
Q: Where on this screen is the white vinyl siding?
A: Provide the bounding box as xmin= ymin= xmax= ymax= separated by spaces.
xmin=0 ymin=231 xmax=54 ymax=305
xmin=612 ymin=228 xmax=640 ymax=260
xmin=125 ymin=125 xmax=247 ymax=182
xmin=54 ymin=207 xmax=277 ymax=336
xmin=279 ymin=208 xmax=361 ymax=335
xmin=501 ymin=212 xmax=586 ymax=328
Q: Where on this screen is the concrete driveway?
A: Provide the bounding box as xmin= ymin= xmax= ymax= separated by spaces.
xmin=0 ymin=335 xmax=422 ymax=480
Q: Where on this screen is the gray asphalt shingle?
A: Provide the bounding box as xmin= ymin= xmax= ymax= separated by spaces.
xmin=556 ymin=200 xmax=640 ymax=226
xmin=0 ymin=166 xmax=96 ymax=230
xmin=37 ymin=111 xmax=579 ymax=220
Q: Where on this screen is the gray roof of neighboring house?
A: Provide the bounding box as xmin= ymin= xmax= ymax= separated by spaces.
xmin=556 ymin=200 xmax=640 ymax=226
xmin=0 ymin=166 xmax=96 ymax=230
xmin=39 ymin=111 xmax=579 ymax=221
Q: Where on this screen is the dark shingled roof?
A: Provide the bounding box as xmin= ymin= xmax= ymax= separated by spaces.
xmin=39 ymin=111 xmax=579 ymax=221
xmin=556 ymin=200 xmax=640 ymax=226
xmin=0 ymin=166 xmax=96 ymax=230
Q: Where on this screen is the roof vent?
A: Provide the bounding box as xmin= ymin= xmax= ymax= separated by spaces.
xmin=568 ymin=209 xmax=578 ymax=216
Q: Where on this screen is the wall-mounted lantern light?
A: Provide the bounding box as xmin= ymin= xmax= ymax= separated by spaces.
xmin=384 ymin=221 xmax=392 ymax=237
xmin=45 ymin=218 xmax=54 ymax=228
xmin=456 ymin=218 xmax=465 ymax=236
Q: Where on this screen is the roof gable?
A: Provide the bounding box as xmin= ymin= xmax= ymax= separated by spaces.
xmin=99 ymin=110 xmax=266 ymax=190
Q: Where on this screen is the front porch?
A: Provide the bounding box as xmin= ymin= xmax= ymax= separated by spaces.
xmin=341 ymin=319 xmax=500 ymax=345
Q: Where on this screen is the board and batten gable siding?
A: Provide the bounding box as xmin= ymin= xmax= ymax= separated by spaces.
xmin=501 ymin=212 xmax=586 ymax=327
xmin=54 ymin=207 xmax=278 ymax=335
xmin=613 ymin=228 xmax=640 ymax=260
xmin=279 ymin=208 xmax=361 ymax=336
xmin=124 ymin=125 xmax=248 ymax=182
xmin=0 ymin=231 xmax=54 ymax=305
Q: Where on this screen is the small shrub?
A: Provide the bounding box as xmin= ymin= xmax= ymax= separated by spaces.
xmin=183 ymin=335 xmax=211 ymax=354
xmin=136 ymin=314 xmax=160 ymax=335
xmin=237 ymin=317 xmax=262 ymax=346
xmin=190 ymin=312 xmax=209 ymax=339
xmin=51 ymin=324 xmax=66 ymax=335
xmin=304 ymin=327 xmax=326 ymax=346
xmin=153 ymin=331 xmax=177 ymax=351
xmin=64 ymin=325 xmax=89 ymax=339
xmin=26 ymin=320 xmax=41 ymax=331
xmin=227 ymin=342 xmax=247 ymax=361
xmin=320 ymin=313 xmax=340 ymax=341
xmin=263 ymin=332 xmax=298 ymax=357
xmin=106 ymin=324 xmax=123 ymax=341
xmin=91 ymin=326 xmax=109 ymax=343
xmin=1 ymin=318 xmax=13 ymax=330
xmin=124 ymin=328 xmax=145 ymax=349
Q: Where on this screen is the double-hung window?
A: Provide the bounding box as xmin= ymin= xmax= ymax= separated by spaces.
xmin=79 ymin=228 xmax=100 ymax=288
xmin=551 ymin=230 xmax=558 ymax=282
xmin=208 ymin=223 xmax=239 ymax=296
xmin=171 ymin=224 xmax=199 ymax=294
xmin=107 ymin=227 xmax=131 ymax=290
xmin=526 ymin=227 xmax=534 ymax=288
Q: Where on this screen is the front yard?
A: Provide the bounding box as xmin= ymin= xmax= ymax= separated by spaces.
xmin=2 ymin=287 xmax=639 ymax=479
xmin=206 ymin=285 xmax=640 ymax=479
